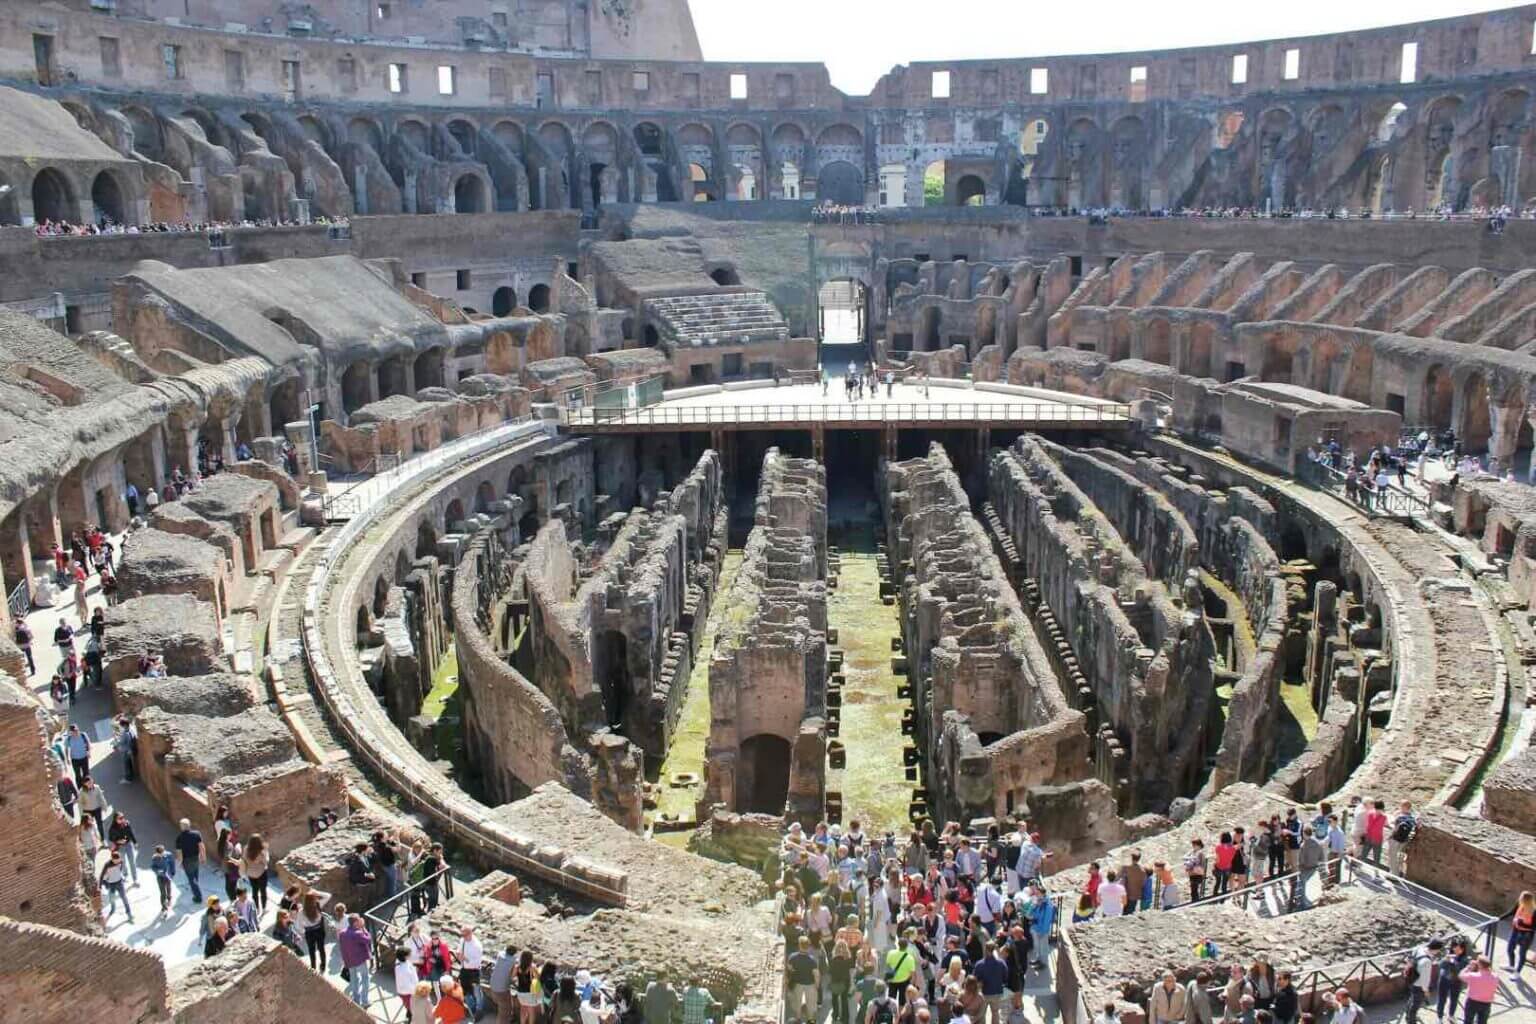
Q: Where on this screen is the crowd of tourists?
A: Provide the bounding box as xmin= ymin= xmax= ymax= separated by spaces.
xmin=813 ymin=203 xmax=882 ymax=225
xmin=32 ymin=214 xmax=350 ymax=239
xmin=771 ymin=797 xmax=1530 ymax=1024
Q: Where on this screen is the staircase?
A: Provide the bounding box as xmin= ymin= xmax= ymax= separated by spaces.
xmin=644 ymin=291 xmax=790 ymax=348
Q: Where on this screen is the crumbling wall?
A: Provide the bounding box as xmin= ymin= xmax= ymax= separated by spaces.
xmin=704 ymin=449 xmax=827 ymax=823
xmin=886 ymin=443 xmax=1088 ymax=825
xmin=169 ymin=933 xmax=372 ymax=1023
xmin=0 ymin=916 xmax=166 ymax=1021
xmin=988 ymin=437 xmax=1214 ymax=812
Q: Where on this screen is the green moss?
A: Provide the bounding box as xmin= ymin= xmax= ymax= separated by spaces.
xmin=423 ymin=644 xmax=462 ymax=761
xmin=827 ymin=526 xmax=912 ymax=834
xmin=649 ymin=551 xmax=745 ymax=831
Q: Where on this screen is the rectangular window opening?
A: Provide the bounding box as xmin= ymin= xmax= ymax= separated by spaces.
xmin=633 ymin=70 xmax=649 ymax=92
xmin=730 ymin=73 xmax=749 ymax=99
xmin=162 ymin=43 xmax=182 ymax=80
xmin=338 ymin=57 xmax=358 ymax=93
xmin=100 ymin=37 xmax=121 ymax=79
xmin=282 ymin=59 xmax=302 ymax=99
xmin=456 ymin=269 xmax=472 ymax=291
xmin=1284 ymin=48 xmax=1301 ymax=80
xmin=1129 ymin=65 xmax=1146 ymax=102
xmin=411 ymin=272 xmax=427 ymax=289
xmin=1400 ymin=42 xmax=1418 ymax=83
xmin=376 ymin=3 xmax=390 ymax=18
xmin=438 ymin=65 xmax=456 ymax=95
xmin=931 ymin=70 xmax=951 ymax=98
xmin=388 ymin=63 xmax=408 ymax=94
xmin=1231 ymin=54 xmax=1248 ymax=84
xmin=1531 ymin=20 xmax=1536 ymax=55
xmin=1029 ymin=68 xmax=1048 ymax=95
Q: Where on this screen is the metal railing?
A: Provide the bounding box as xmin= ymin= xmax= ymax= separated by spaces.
xmin=7 ymin=579 xmax=29 ymax=621
xmin=562 ymin=400 xmax=1131 ymax=428
xmin=363 ymin=865 xmax=456 ymax=964
xmin=1300 ymin=459 xmax=1432 ymax=519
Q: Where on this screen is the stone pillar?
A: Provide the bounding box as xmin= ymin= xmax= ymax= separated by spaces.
xmin=403 ymin=171 xmax=418 ymax=214
xmin=1489 ymin=402 xmax=1524 ymax=473
xmin=1526 ymin=406 xmax=1536 ymax=483
xmin=0 ymin=512 xmax=35 ymax=605
xmin=354 ymin=165 xmax=368 ymax=215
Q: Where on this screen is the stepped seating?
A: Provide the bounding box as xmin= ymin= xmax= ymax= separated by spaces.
xmin=645 ymin=291 xmax=790 ymax=348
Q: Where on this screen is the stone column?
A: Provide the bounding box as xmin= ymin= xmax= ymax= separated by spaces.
xmin=0 ymin=511 xmax=35 ymax=605
xmin=1489 ymin=402 xmax=1524 ymax=474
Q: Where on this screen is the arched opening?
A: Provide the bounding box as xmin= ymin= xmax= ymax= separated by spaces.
xmin=31 ymin=168 xmax=75 ymax=224
xmin=1423 ymin=365 xmax=1454 ymax=429
xmin=378 ymin=355 xmax=409 ymax=398
xmin=919 ymin=306 xmax=942 ymax=351
xmin=475 ymin=480 xmax=496 ymax=514
xmin=444 ymin=498 xmax=466 ymax=529
xmin=643 ymin=323 xmax=660 ymax=347
xmin=413 ymin=348 xmax=445 ymax=391
xmin=633 ymin=123 xmax=664 ymax=156
xmin=819 ymin=279 xmax=867 ymax=347
xmin=956 ymin=175 xmax=987 ymax=206
xmin=589 ymin=162 xmax=607 ymax=208
xmin=416 ymin=520 xmax=438 ymax=560
xmin=923 ymin=160 xmax=946 ymax=206
xmin=341 ymin=362 xmax=372 ymax=415
xmin=816 ymin=161 xmax=864 ymax=206
xmin=1461 ymin=373 xmax=1491 ymax=452
xmin=596 ymin=630 xmax=631 ymax=733
xmin=688 ymin=163 xmax=712 ymax=202
xmin=781 ymin=162 xmax=801 ymax=200
xmin=492 ymin=286 xmax=516 ymax=316
xmin=394 ymin=549 xmax=412 ymax=585
xmin=90 ymin=171 xmax=127 ymax=225
xmin=1187 ymin=324 xmax=1215 ymax=378
xmin=453 ymin=174 xmax=486 ymax=213
xmin=733 ymin=164 xmax=757 ymax=201
xmin=528 ymin=284 xmax=551 ymax=313
xmin=269 ymin=378 xmax=303 ymax=432
xmin=1376 ymin=102 xmax=1408 ymax=144
xmin=0 ymin=173 xmax=18 ymax=225
xmin=710 ymin=268 xmax=741 ymax=286
xmin=738 ymin=734 xmax=792 ymax=814
xmin=1278 ymin=522 xmax=1308 ymax=561
xmin=1217 ymin=110 xmax=1246 ymax=150
xmin=372 ymin=575 xmax=390 ymax=618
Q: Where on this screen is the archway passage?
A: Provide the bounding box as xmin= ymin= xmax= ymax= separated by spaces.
xmin=32 ymin=168 xmax=75 ymax=224
xmin=597 ymin=630 xmax=631 ymax=733
xmin=492 ymin=286 xmax=516 ymax=317
xmin=528 ymin=284 xmax=551 ymax=313
xmin=91 ymin=171 xmax=126 ymax=225
xmin=1462 ymin=374 xmax=1492 ymax=453
xmin=710 ymin=268 xmax=741 ymax=286
xmin=956 ymin=175 xmax=987 ymax=206
xmin=817 ymin=161 xmax=864 ymax=206
xmin=341 ymin=362 xmax=372 ymax=415
xmin=453 ymin=174 xmax=486 ymax=213
xmin=738 ymin=733 xmax=792 ymax=814
xmin=1423 ymin=366 xmax=1453 ymax=430
xmin=819 ymin=279 xmax=867 ymax=348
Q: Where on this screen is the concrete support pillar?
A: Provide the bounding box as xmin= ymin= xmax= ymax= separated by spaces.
xmin=1489 ymin=403 xmax=1524 ymax=473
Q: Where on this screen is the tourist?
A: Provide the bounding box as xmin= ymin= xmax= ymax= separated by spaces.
xmin=788 ymin=935 xmax=820 ymax=1023
xmin=456 ymin=925 xmax=484 ymax=1017
xmin=204 ymin=917 xmax=229 ymax=957
xmin=112 ymin=716 xmax=137 ymax=783
xmin=1404 ymin=939 xmax=1442 ymax=1024
xmin=13 ymin=617 xmax=33 ymax=676
xmin=395 ymin=948 xmax=421 ymax=1016
xmin=1459 ymin=956 xmax=1498 ymax=1024
xmin=1213 ymin=832 xmax=1237 ymax=896
xmin=411 ymin=979 xmax=436 ymax=1024
xmin=549 ymin=975 xmax=584 ymax=1024
xmin=1097 ymin=868 xmax=1127 ymax=917
xmin=1435 ymin=936 xmax=1470 ymax=1021
xmin=1387 ymin=800 xmax=1419 ymax=875
xmin=230 ymin=885 xmax=259 ymax=933
xmin=436 ymin=978 xmax=470 ymax=1023
xmin=1503 ymin=889 xmax=1535 ymax=974
xmin=1292 ymin=827 xmax=1324 ymax=910
xmin=106 ymin=811 xmax=139 ymax=885
xmin=78 ymin=775 xmax=107 ymax=839
xmin=883 ymin=934 xmax=918 ymax=1001
xmin=56 ymin=768 xmax=79 ymax=821
xmin=489 ymin=944 xmax=518 ymax=1024
xmin=150 ymin=844 xmax=177 ymax=915
xmin=514 ymin=949 xmax=542 ymax=1024
xmin=973 ymin=942 xmax=1008 ymax=1024
xmin=1360 ymin=800 xmax=1388 ymax=866
xmin=264 ymin=905 xmax=301 ymax=955
xmin=1270 ymin=972 xmax=1298 ymax=1024
xmin=422 ymin=928 xmax=455 ymax=994
xmin=1149 ymin=972 xmax=1186 ymax=1024
xmin=198 ymin=896 xmax=224 ymax=946
xmin=175 ymin=816 xmax=207 ymax=904
xmin=78 ymin=817 xmax=101 ymax=861
xmin=65 ymin=723 xmax=90 ymax=785
xmin=1184 ymin=837 xmax=1208 ymax=901
xmin=240 ymin=833 xmax=270 ymax=914
xmin=297 ymin=891 xmax=331 ymax=971
xmin=339 ymin=913 xmax=374 ymax=1006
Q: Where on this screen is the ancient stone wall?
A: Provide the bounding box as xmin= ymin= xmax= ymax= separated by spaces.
xmin=988 ymin=437 xmax=1214 ymax=812
xmin=886 ymin=443 xmax=1089 ymax=824
xmin=0 ymin=915 xmax=166 ymax=1022
xmin=1482 ymin=746 xmax=1536 ymax=832
xmin=168 ymin=933 xmax=372 ymax=1023
xmin=0 ymin=676 xmax=96 ymax=933
xmin=704 ymin=448 xmax=827 ymax=822
xmin=1406 ymin=807 xmax=1536 ymax=916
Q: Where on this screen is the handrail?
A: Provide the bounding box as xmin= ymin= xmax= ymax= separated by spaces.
xmin=7 ymin=579 xmax=29 ymax=622
xmin=363 ymin=865 xmax=456 ymax=963
xmin=1299 ymin=459 xmax=1432 ymax=519
xmin=561 ymin=401 xmax=1132 ymax=428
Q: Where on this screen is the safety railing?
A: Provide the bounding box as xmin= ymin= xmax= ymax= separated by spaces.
xmin=561 ymin=401 xmax=1132 ymax=428
xmin=299 ymin=416 xmax=630 ymax=907
xmin=363 ymin=865 xmax=456 ymax=963
xmin=1299 ymin=459 xmax=1433 ymax=519
xmin=7 ymin=579 xmax=29 ymax=621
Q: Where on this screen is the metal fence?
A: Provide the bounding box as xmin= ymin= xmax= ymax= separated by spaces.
xmin=557 ymin=375 xmax=666 ymax=412
xmin=7 ymin=579 xmax=28 ymax=620
xmin=1300 ymin=459 xmax=1432 ymax=519
xmin=562 ymin=400 xmax=1131 ymax=428
xmin=363 ymin=866 xmax=457 ymax=963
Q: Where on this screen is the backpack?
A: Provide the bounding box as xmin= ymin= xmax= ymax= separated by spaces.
xmin=1392 ymin=818 xmax=1415 ymax=844
xmin=871 ymin=997 xmax=896 ymax=1024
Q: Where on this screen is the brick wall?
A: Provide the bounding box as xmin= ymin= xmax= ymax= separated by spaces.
xmin=1405 ymin=807 xmax=1536 ymax=915
xmin=0 ymin=915 xmax=166 ymax=1022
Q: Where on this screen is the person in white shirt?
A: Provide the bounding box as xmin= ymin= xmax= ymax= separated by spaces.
xmin=1097 ymin=869 xmax=1127 ymax=917
xmin=458 ymin=925 xmax=485 ymax=1018
xmin=975 ymin=879 xmax=1005 ymax=933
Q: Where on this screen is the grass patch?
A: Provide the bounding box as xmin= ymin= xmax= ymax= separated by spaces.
xmin=423 ymin=643 xmax=462 ymax=762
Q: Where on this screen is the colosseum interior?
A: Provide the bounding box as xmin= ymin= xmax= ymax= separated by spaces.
xmin=1 ymin=1 xmax=1535 ymax=1021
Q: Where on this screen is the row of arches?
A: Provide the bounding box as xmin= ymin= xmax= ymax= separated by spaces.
xmin=0 ymin=163 xmax=133 ymax=226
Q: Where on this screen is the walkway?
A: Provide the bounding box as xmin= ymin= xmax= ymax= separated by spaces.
xmin=562 ymin=380 xmax=1131 ymax=432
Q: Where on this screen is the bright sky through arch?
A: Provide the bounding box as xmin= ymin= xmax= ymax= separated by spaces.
xmin=687 ymin=0 xmax=1521 ymax=96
